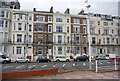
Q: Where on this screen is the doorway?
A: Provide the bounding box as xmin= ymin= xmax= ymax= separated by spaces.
xmin=100 ymin=49 xmax=102 ymax=54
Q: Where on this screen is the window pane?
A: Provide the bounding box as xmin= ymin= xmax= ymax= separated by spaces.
xmin=89 ymin=20 xmax=94 ymax=25
xmin=6 ymin=11 xmax=9 ymax=18
xmin=67 ymin=19 xmax=69 ymax=23
xmin=36 ymin=16 xmax=44 ymax=21
xmin=74 ymin=27 xmax=80 ymax=33
xmin=92 ymin=48 xmax=96 ymax=54
xmin=18 ymin=23 xmax=22 ymax=30
xmin=56 ymin=18 xmax=62 ymax=22
xmin=0 ymin=32 xmax=3 ymax=42
xmin=92 ymin=37 xmax=96 ymax=44
xmin=74 ymin=19 xmax=80 ymax=24
xmin=17 ymin=34 xmax=22 ymax=43
xmin=103 ymin=22 xmax=108 ymax=26
xmin=29 ymin=24 xmax=32 ymax=31
xmin=5 ymin=21 xmax=8 ymax=27
xmin=17 ymin=47 xmax=22 ymax=54
xmin=0 ymin=20 xmax=4 ymax=27
xmin=0 ymin=11 xmax=4 ymax=17
xmin=90 ymin=28 xmax=95 ymax=34
xmin=56 ymin=26 xmax=62 ymax=32
xmin=38 ymin=24 xmax=43 ymax=31
xmin=58 ymin=36 xmax=62 ymax=44
xmin=58 ymin=47 xmax=62 ymax=54
xmin=38 ymin=46 xmax=42 ymax=54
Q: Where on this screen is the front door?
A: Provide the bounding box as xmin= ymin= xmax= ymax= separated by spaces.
xmin=100 ymin=49 xmax=102 ymax=54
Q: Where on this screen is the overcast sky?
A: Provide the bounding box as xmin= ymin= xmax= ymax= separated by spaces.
xmin=18 ymin=0 xmax=119 ymax=16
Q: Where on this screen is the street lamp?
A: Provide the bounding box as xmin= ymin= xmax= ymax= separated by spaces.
xmin=85 ymin=0 xmax=92 ymax=69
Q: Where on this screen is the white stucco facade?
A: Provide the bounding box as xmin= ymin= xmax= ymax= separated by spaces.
xmin=89 ymin=15 xmax=120 ymax=57
xmin=53 ymin=13 xmax=71 ymax=59
xmin=9 ymin=10 xmax=34 ymax=60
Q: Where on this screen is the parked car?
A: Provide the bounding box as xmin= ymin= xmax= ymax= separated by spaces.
xmin=55 ymin=56 xmax=70 ymax=62
xmin=15 ymin=57 xmax=30 ymax=63
xmin=36 ymin=56 xmax=51 ymax=62
xmin=106 ymin=54 xmax=116 ymax=59
xmin=95 ymin=56 xmax=107 ymax=60
xmin=0 ymin=52 xmax=11 ymax=63
xmin=74 ymin=55 xmax=89 ymax=61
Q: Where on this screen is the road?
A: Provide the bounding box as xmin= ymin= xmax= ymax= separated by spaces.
xmin=1 ymin=60 xmax=120 ymax=72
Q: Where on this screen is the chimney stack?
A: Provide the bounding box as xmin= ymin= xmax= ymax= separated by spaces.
xmin=33 ymin=8 xmax=36 ymax=12
xmin=78 ymin=9 xmax=84 ymax=15
xmin=64 ymin=8 xmax=70 ymax=14
xmin=50 ymin=6 xmax=53 ymax=13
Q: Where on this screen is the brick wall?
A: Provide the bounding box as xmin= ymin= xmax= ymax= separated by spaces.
xmin=2 ymin=68 xmax=58 ymax=79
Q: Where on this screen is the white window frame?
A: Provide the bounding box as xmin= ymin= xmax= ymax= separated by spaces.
xmin=76 ymin=47 xmax=80 ymax=54
xmin=0 ymin=20 xmax=4 ymax=27
xmin=83 ymin=20 xmax=87 ymax=24
xmin=0 ymin=11 xmax=5 ymax=17
xmin=83 ymin=27 xmax=86 ymax=34
xmin=29 ymin=24 xmax=32 ymax=31
xmin=38 ymin=46 xmax=42 ymax=55
xmin=74 ymin=26 xmax=80 ymax=33
xmin=92 ymin=47 xmax=96 ymax=54
xmin=36 ymin=16 xmax=45 ymax=22
xmin=92 ymin=37 xmax=96 ymax=44
xmin=103 ymin=22 xmax=108 ymax=26
xmin=48 ymin=25 xmax=52 ymax=33
xmin=76 ymin=36 xmax=80 ymax=44
xmin=17 ymin=34 xmax=22 ymax=43
xmin=18 ymin=23 xmax=22 ymax=30
xmin=48 ymin=16 xmax=52 ymax=22
xmin=38 ymin=24 xmax=43 ymax=31
xmin=17 ymin=47 xmax=22 ymax=54
xmin=0 ymin=32 xmax=3 ymax=42
xmin=106 ymin=37 xmax=110 ymax=44
xmin=67 ymin=36 xmax=70 ymax=44
xmin=90 ymin=28 xmax=95 ymax=34
xmin=74 ymin=19 xmax=80 ymax=24
xmin=4 ymin=32 xmax=8 ymax=41
xmin=58 ymin=47 xmax=62 ymax=54
xmin=67 ymin=47 xmax=70 ymax=53
xmin=29 ymin=16 xmax=32 ymax=20
xmin=67 ymin=19 xmax=69 ymax=23
xmin=89 ymin=20 xmax=94 ymax=25
xmin=5 ymin=20 xmax=8 ymax=27
xmin=56 ymin=26 xmax=62 ymax=32
xmin=58 ymin=35 xmax=62 ymax=44
xmin=67 ymin=27 xmax=69 ymax=33
xmin=6 ymin=11 xmax=9 ymax=18
xmin=104 ymin=29 xmax=109 ymax=34
xmin=56 ymin=18 xmax=62 ymax=22
xmin=28 ymin=35 xmax=32 ymax=43
xmin=54 ymin=36 xmax=56 ymax=44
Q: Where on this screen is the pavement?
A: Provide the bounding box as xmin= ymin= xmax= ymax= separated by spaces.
xmin=14 ymin=70 xmax=119 ymax=79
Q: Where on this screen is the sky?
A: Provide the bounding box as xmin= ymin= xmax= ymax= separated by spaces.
xmin=18 ymin=0 xmax=119 ymax=16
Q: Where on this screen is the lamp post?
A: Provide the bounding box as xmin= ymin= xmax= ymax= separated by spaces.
xmin=85 ymin=0 xmax=92 ymax=69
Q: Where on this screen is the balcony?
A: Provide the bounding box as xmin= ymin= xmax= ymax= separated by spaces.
xmin=33 ymin=41 xmax=53 ymax=45
xmin=53 ymin=42 xmax=70 ymax=45
xmin=0 ymin=40 xmax=11 ymax=44
xmin=11 ymin=41 xmax=33 ymax=45
xmin=91 ymin=42 xmax=119 ymax=46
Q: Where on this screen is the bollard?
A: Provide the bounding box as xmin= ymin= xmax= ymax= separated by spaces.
xmin=114 ymin=59 xmax=117 ymax=70
xmin=62 ymin=64 xmax=66 ymax=70
xmin=95 ymin=60 xmax=98 ymax=73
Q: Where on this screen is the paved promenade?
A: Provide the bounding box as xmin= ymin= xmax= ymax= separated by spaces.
xmin=15 ymin=71 xmax=119 ymax=79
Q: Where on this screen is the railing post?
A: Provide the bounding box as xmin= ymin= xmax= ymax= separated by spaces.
xmin=95 ymin=60 xmax=98 ymax=73
xmin=114 ymin=59 xmax=117 ymax=70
